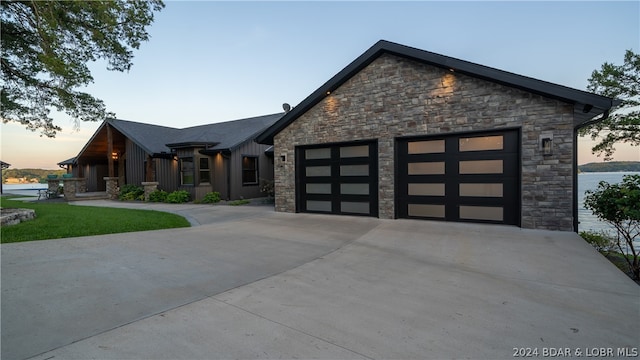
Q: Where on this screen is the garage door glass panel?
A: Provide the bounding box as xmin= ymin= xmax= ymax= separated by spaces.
xmin=408 ymin=140 xmax=445 ymax=154
xmin=341 ymin=201 xmax=370 ymax=214
xmin=340 ymin=145 xmax=369 ymax=158
xmin=459 ymin=183 xmax=503 ymax=197
xmin=305 ymin=148 xmax=331 ymax=159
xmin=307 ymin=200 xmax=332 ymax=212
xmin=459 ymin=206 xmax=503 ymax=221
xmin=459 ymin=136 xmax=503 ymax=152
xmin=306 ymin=166 xmax=331 ymax=177
xmin=408 ymin=183 xmax=445 ymax=196
xmin=408 ymin=162 xmax=445 ymax=175
xmin=408 ymin=204 xmax=445 ymax=218
xmin=306 ymin=183 xmax=332 ymax=194
xmin=340 ymin=183 xmax=369 ymax=195
xmin=459 ymin=160 xmax=503 ymax=174
xmin=341 ymin=164 xmax=369 ymax=176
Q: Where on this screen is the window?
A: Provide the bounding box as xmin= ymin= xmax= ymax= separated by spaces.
xmin=242 ymin=156 xmax=258 ymax=185
xmin=199 ymin=157 xmax=210 ymax=184
xmin=180 ymin=157 xmax=194 ymax=185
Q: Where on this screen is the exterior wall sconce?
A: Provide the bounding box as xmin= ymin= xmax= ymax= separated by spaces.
xmin=111 ymin=152 xmax=119 ymax=160
xmin=541 ymin=137 xmax=553 ymax=156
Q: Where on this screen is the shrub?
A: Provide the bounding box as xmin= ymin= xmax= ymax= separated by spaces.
xmin=260 ymin=178 xmax=274 ymax=198
xmin=148 ymin=189 xmax=168 ymax=203
xmin=579 ymin=230 xmax=616 ymax=254
xmin=200 ymin=191 xmax=221 ymax=204
xmin=119 ymin=184 xmax=144 ymax=201
xmin=166 ymin=190 xmax=190 ymax=204
xmin=228 ymin=199 xmax=250 ymax=206
xmin=584 ymin=174 xmax=640 ymax=280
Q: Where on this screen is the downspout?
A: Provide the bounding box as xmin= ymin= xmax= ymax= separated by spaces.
xmin=572 ymin=109 xmax=611 ymax=232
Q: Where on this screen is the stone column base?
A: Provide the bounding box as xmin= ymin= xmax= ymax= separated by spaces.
xmin=103 ymin=177 xmax=119 ymax=200
xmin=141 ymin=182 xmax=159 ymax=201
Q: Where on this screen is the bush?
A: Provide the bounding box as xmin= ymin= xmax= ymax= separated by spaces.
xmin=166 ymin=190 xmax=190 ymax=204
xmin=148 ymin=189 xmax=168 ymax=203
xmin=228 ymin=199 xmax=250 ymax=206
xmin=584 ymin=174 xmax=640 ymax=280
xmin=119 ymin=184 xmax=144 ymax=201
xmin=260 ymin=178 xmax=274 ymax=198
xmin=579 ymin=230 xmax=616 ymax=254
xmin=200 ymin=191 xmax=221 ymax=204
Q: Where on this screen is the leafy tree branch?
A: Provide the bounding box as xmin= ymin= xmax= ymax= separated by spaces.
xmin=580 ymin=50 xmax=640 ymax=160
xmin=1 ymin=0 xmax=164 ymax=137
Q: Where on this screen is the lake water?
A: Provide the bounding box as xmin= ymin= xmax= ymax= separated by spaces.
xmin=2 ymin=183 xmax=49 ymax=197
xmin=4 ymin=173 xmax=639 ymax=235
xmin=577 ymin=172 xmax=639 ymax=233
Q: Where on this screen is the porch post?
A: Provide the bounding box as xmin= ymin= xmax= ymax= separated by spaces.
xmin=107 ymin=123 xmax=114 ymax=178
xmin=145 ymin=155 xmax=154 ymax=182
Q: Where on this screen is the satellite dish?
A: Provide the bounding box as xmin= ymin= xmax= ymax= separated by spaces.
xmin=282 ymin=103 xmax=291 ymax=113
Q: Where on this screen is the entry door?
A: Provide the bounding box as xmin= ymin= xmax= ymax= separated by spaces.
xmin=297 ymin=141 xmax=378 ymax=217
xmin=397 ymin=130 xmax=519 ymax=225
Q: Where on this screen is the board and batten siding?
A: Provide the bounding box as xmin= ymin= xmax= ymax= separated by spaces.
xmin=155 ymin=157 xmax=179 ymax=192
xmin=125 ymin=139 xmax=147 ymax=186
xmin=228 ymin=140 xmax=273 ymax=200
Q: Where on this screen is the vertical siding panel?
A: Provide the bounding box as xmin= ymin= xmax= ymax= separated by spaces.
xmin=231 ymin=141 xmax=273 ymax=200
xmin=155 ymin=158 xmax=179 ymax=192
xmin=125 ymin=139 xmax=147 ymax=185
xmin=211 ymin=153 xmax=228 ymax=200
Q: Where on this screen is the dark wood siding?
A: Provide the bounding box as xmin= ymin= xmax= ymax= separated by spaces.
xmin=229 ymin=141 xmax=273 ymax=200
xmin=211 ymin=152 xmax=229 ymax=200
xmin=125 ymin=139 xmax=147 ymax=186
xmin=155 ymin=158 xmax=179 ymax=191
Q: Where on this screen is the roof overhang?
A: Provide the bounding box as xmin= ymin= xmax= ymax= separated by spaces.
xmin=165 ymin=142 xmax=220 ymax=149
xmin=256 ymin=40 xmax=620 ymax=144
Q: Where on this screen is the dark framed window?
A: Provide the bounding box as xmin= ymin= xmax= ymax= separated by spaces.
xmin=180 ymin=157 xmax=194 ymax=185
xmin=242 ymin=156 xmax=258 ymax=185
xmin=199 ymin=157 xmax=210 ymax=184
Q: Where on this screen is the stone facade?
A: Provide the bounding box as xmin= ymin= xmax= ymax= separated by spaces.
xmin=104 ymin=177 xmax=119 ymax=200
xmin=141 ymin=182 xmax=159 ymax=201
xmin=273 ymin=54 xmax=575 ymax=231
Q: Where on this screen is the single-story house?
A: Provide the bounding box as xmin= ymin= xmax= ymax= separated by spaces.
xmin=256 ymin=40 xmax=620 ymax=231
xmin=62 ymin=113 xmax=282 ymax=201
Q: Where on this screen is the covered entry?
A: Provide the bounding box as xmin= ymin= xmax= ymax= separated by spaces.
xmin=297 ymin=140 xmax=378 ymax=217
xmin=397 ymin=130 xmax=519 ymax=225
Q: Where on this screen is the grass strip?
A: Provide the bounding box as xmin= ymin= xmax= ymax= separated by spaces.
xmin=1 ymin=197 xmax=190 ymax=243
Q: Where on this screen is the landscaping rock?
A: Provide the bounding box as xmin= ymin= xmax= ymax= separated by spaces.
xmin=0 ymin=208 xmax=36 ymax=226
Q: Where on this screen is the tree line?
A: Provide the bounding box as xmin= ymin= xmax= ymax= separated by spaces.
xmin=578 ymin=161 xmax=640 ymax=173
xmin=2 ymin=169 xmax=66 ymax=183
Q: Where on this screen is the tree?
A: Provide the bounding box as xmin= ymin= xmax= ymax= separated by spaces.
xmin=1 ymin=0 xmax=164 ymax=137
xmin=579 ymin=50 xmax=639 ymax=160
xmin=584 ymin=174 xmax=640 ymax=280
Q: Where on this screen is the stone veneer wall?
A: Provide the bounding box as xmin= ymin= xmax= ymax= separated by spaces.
xmin=273 ymin=54 xmax=575 ymax=231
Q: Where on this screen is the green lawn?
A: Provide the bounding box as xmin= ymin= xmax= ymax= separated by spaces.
xmin=1 ymin=197 xmax=191 ymax=243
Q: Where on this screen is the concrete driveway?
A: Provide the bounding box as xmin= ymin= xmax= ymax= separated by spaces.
xmin=2 ymin=202 xmax=638 ymax=360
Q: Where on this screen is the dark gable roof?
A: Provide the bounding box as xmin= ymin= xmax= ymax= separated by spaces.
xmin=168 ymin=113 xmax=283 ymax=152
xmin=108 ymin=118 xmax=182 ymax=155
xmin=256 ymin=40 xmax=621 ymax=145
xmin=57 ymin=157 xmax=76 ymax=166
xmin=79 ymin=113 xmax=284 ymax=159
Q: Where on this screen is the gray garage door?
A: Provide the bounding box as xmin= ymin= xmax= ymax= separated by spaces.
xmin=397 ymin=130 xmax=520 ymax=225
xmin=297 ymin=140 xmax=378 ymax=217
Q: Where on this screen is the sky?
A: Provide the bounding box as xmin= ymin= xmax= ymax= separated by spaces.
xmin=1 ymin=0 xmax=639 ymax=169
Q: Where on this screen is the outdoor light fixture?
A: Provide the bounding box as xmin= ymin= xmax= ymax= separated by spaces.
xmin=111 ymin=152 xmax=119 ymax=160
xmin=541 ymin=137 xmax=553 ymax=156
